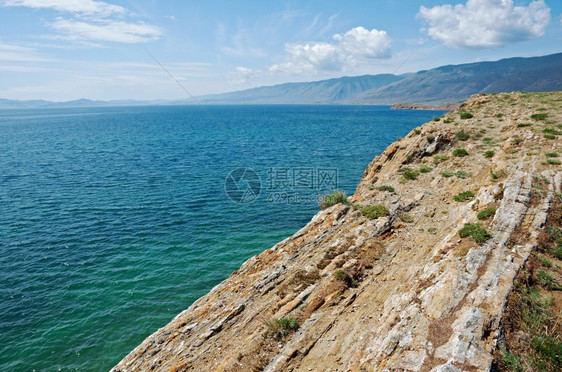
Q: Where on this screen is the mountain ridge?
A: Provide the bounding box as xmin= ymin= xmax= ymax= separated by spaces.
xmin=1 ymin=52 xmax=561 ymax=108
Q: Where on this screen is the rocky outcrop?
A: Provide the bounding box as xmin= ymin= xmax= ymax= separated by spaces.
xmin=112 ymin=91 xmax=561 ymax=371
xmin=390 ymin=103 xmax=461 ymax=111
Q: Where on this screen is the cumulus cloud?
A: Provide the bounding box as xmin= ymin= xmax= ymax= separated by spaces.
xmin=228 ymin=66 xmax=257 ymax=84
xmin=418 ymin=0 xmax=550 ymax=48
xmin=2 ymin=0 xmax=162 ymax=43
xmin=1 ymin=0 xmax=124 ymax=16
xmin=270 ymin=26 xmax=391 ymax=74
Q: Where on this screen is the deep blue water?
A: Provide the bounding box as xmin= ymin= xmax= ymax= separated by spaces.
xmin=0 ymin=105 xmax=443 ymax=371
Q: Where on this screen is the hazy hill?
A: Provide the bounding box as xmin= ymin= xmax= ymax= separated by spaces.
xmin=1 ymin=53 xmax=560 ymax=108
xmin=353 ymin=52 xmax=562 ymax=104
xmin=199 ymin=74 xmax=406 ymax=104
xmin=200 ymin=52 xmax=561 ymax=105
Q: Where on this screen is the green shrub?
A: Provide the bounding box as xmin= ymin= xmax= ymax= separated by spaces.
xmin=495 ymin=113 xmax=504 ymax=118
xmin=453 ymin=148 xmax=469 ymax=157
xmin=320 ymin=191 xmax=349 ymax=209
xmin=544 ymin=134 xmax=556 ymax=140
xmin=531 ymin=336 xmax=562 ymax=367
xmin=456 ymin=131 xmax=470 ymax=141
xmin=443 ymin=118 xmax=453 ymax=123
xmin=537 ymin=270 xmax=559 ymax=290
xmin=550 ymin=245 xmax=562 ymax=260
xmin=531 ymin=113 xmax=548 ymax=121
xmin=485 ymin=150 xmax=495 ymax=158
xmin=414 ymin=129 xmax=421 ymax=135
xmin=547 ymin=159 xmax=561 ymax=165
xmin=399 ymin=167 xmax=420 ymax=180
xmin=374 ymin=185 xmax=395 ymax=193
xmin=428 ymin=227 xmax=436 ymax=233
xmin=545 ymin=152 xmax=559 ymax=157
xmin=419 ymin=165 xmax=433 ymax=173
xmin=360 ymin=205 xmax=389 ymax=219
xmin=477 ymin=207 xmax=496 ymax=220
xmin=267 ymin=317 xmax=299 ymax=338
xmin=442 ymin=172 xmax=454 ymax=178
xmin=454 ymin=171 xmax=472 ymax=179
xmin=517 ymin=123 xmax=532 ymax=127
xmin=459 ymin=223 xmax=492 ymax=243
xmin=433 ymin=155 xmax=450 ymax=164
xmin=538 ymin=255 xmax=553 ymax=268
xmin=543 ymin=128 xmax=561 ymax=135
xmin=334 ymin=269 xmax=356 ymax=287
xmin=500 ymin=349 xmax=523 ymax=372
xmin=433 ymin=116 xmax=440 ymax=121
xmin=454 ymin=190 xmax=475 ymax=202
xmin=459 ymin=111 xmax=473 ymax=119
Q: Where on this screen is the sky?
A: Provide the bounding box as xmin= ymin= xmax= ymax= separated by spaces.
xmin=0 ymin=0 xmax=561 ymax=101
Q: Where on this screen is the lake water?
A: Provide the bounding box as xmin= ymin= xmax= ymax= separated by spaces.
xmin=0 ymin=105 xmax=443 ymax=371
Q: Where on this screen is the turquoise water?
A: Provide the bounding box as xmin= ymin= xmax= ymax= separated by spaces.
xmin=0 ymin=105 xmax=443 ymax=371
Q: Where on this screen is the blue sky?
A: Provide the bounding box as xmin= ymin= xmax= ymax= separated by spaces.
xmin=0 ymin=0 xmax=560 ymax=101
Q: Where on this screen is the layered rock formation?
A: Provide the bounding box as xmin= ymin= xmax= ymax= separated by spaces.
xmin=112 ymin=91 xmax=561 ymax=371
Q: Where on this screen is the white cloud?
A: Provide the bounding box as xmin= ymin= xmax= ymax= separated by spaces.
xmin=2 ymin=0 xmax=162 ymax=43
xmin=228 ymin=66 xmax=257 ymax=84
xmin=418 ymin=0 xmax=551 ymax=48
xmin=1 ymin=0 xmax=125 ymax=16
xmin=0 ymin=41 xmax=48 ymax=61
xmin=50 ymin=18 xmax=162 ymax=43
xmin=269 ymin=26 xmax=391 ymax=75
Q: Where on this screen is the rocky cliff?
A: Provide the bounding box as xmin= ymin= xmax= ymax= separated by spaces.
xmin=112 ymin=91 xmax=561 ymax=371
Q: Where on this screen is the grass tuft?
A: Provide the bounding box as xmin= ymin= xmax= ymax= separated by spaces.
xmin=454 ymin=190 xmax=475 ymax=202
xmin=453 ymin=148 xmax=469 ymax=157
xmin=459 ymin=223 xmax=492 ymax=243
xmin=360 ymin=205 xmax=389 ymax=219
xmin=320 ymin=191 xmax=350 ymax=209
xmin=477 ymin=207 xmax=496 ymax=220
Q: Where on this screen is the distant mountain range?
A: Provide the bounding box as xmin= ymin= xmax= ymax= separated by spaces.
xmin=1 ymin=52 xmax=560 ymax=109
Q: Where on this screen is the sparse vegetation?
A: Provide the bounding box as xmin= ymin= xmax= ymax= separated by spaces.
xmin=399 ymin=167 xmax=420 ymax=180
xmin=453 ymin=148 xmax=469 ymax=157
xmin=443 ymin=118 xmax=453 ymax=124
xmin=360 ymin=205 xmax=389 ymax=219
xmin=454 ymin=190 xmax=475 ymax=202
xmin=374 ymin=185 xmax=395 ymax=193
xmin=538 ymin=255 xmax=552 ymax=268
xmin=490 ymin=169 xmax=508 ymax=181
xmin=266 ymin=317 xmax=299 ymax=339
xmin=414 ymin=129 xmax=421 ymax=135
xmin=320 ymin=191 xmax=350 ymax=209
xmin=543 ymin=128 xmax=561 ymax=135
xmin=334 ymin=269 xmax=356 ymax=287
xmin=419 ymin=165 xmax=433 ymax=173
xmin=456 ymin=131 xmax=470 ymax=141
xmin=477 ymin=207 xmax=496 ymax=220
xmin=459 ymin=223 xmax=492 ymax=243
xmin=531 ymin=113 xmax=548 ymax=121
xmin=433 ymin=155 xmax=449 ymax=164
